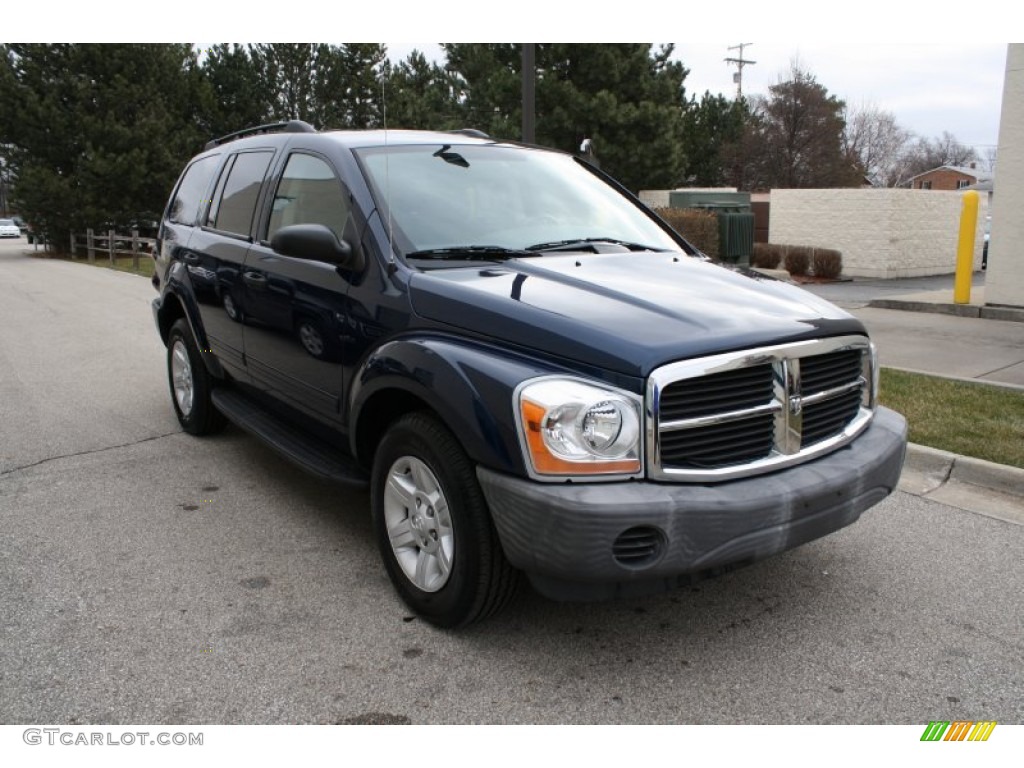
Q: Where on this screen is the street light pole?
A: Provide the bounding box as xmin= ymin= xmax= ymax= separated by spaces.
xmin=522 ymin=44 xmax=536 ymax=143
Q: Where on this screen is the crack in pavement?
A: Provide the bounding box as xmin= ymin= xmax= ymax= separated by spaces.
xmin=977 ymin=360 xmax=1024 ymax=379
xmin=0 ymin=430 xmax=182 ymax=478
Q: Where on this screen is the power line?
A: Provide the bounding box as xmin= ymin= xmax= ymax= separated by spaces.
xmin=725 ymin=43 xmax=756 ymax=99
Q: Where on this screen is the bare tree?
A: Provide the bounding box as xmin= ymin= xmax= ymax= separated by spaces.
xmin=900 ymin=131 xmax=980 ymax=183
xmin=842 ymin=103 xmax=914 ymax=187
xmin=983 ymin=146 xmax=997 ymax=174
xmin=736 ymin=61 xmax=862 ymax=190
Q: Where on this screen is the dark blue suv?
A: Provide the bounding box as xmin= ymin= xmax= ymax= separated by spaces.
xmin=152 ymin=121 xmax=907 ymax=627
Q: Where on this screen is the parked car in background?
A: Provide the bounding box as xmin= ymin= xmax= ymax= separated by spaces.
xmin=0 ymin=219 xmax=22 ymax=238
xmin=12 ymin=216 xmax=29 ymax=235
xmin=983 ymin=214 xmax=991 ymax=270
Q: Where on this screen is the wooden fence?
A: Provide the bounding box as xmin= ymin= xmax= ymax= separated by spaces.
xmin=69 ymin=228 xmax=157 ymax=271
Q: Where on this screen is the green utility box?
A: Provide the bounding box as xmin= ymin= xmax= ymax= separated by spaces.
xmin=668 ymin=191 xmax=755 ymax=265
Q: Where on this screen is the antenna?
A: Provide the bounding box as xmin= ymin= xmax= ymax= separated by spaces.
xmin=725 ymin=43 xmax=756 ymax=99
xmin=381 ymin=69 xmax=396 ymax=275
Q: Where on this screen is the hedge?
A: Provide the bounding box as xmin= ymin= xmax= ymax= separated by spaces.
xmin=653 ymin=208 xmax=719 ymax=260
xmin=751 ymin=243 xmax=843 ymax=279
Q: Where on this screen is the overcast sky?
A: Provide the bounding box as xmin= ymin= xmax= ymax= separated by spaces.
xmin=14 ymin=2 xmax=1010 ymax=160
xmin=386 ymin=42 xmax=1008 ymax=160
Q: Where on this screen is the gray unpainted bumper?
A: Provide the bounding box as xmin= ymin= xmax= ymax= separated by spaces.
xmin=478 ymin=406 xmax=907 ymax=601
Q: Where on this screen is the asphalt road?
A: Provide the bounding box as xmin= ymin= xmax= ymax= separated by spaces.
xmin=1 ymin=240 xmax=1022 ymax=724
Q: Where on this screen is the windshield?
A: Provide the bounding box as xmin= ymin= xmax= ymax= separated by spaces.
xmin=355 ymin=143 xmax=683 ymax=258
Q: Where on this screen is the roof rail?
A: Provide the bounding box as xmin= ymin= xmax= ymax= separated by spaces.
xmin=204 ymin=120 xmax=317 ymax=151
xmin=447 ymin=128 xmax=490 ymax=140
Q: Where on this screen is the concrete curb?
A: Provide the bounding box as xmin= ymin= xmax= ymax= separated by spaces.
xmin=900 ymin=443 xmax=1024 ymax=525
xmin=903 ymin=443 xmax=1024 ymax=496
xmin=750 ymin=267 xmax=793 ymax=282
xmin=868 ymin=297 xmax=1024 ymax=323
xmin=883 ymin=365 xmax=1024 ymax=393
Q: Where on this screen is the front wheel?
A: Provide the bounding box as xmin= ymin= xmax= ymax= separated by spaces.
xmin=371 ymin=412 xmax=519 ymax=627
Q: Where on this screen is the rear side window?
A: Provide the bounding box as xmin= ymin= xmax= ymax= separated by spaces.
xmin=167 ymin=155 xmax=219 ymax=226
xmin=206 ymin=150 xmax=274 ymax=237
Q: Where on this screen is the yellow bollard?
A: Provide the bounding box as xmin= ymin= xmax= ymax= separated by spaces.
xmin=954 ymin=190 xmax=979 ymax=305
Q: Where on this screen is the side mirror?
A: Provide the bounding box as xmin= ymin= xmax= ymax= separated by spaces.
xmin=270 ymin=224 xmax=364 ymax=271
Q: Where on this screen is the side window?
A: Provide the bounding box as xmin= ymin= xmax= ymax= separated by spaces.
xmin=207 ymin=150 xmax=274 ymax=237
xmin=267 ymin=153 xmax=350 ymax=241
xmin=168 ymin=155 xmax=219 ymax=226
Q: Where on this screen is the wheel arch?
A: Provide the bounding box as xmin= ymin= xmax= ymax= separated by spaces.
xmin=156 ymin=281 xmax=225 ymax=379
xmin=349 ymin=336 xmax=553 ymax=476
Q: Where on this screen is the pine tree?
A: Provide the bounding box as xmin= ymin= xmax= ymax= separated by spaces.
xmin=0 ymin=43 xmax=206 ymax=246
xmin=441 ymin=44 xmax=689 ymax=193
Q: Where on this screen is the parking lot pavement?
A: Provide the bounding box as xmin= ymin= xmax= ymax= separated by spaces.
xmin=799 ymin=275 xmax=1024 ymax=388
xmin=2 ymin=242 xmax=1023 ymax=724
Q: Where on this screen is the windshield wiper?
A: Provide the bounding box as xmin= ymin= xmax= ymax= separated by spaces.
xmin=405 ymin=245 xmax=539 ymax=261
xmin=527 ymin=237 xmax=666 ymax=253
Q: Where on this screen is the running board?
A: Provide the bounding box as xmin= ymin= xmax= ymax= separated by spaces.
xmin=211 ymin=389 xmax=369 ymax=488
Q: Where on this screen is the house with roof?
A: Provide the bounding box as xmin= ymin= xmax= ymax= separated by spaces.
xmin=905 ymin=163 xmax=992 ymax=191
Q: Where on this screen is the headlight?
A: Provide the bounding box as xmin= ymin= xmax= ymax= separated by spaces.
xmin=516 ymin=378 xmax=642 ymax=478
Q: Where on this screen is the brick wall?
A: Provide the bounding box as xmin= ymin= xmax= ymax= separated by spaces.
xmin=912 ymin=169 xmax=977 ymax=191
xmin=769 ymin=189 xmax=986 ymax=278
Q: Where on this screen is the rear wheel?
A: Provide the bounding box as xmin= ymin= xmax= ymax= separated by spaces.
xmin=167 ymin=318 xmax=227 ymax=435
xmin=371 ymin=412 xmax=519 ymax=627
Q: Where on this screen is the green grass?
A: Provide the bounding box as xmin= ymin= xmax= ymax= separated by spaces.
xmin=102 ymin=255 xmax=156 ymax=279
xmin=880 ymin=368 xmax=1024 ymax=469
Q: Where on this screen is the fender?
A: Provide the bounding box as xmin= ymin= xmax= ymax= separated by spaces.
xmin=350 ymin=335 xmax=590 ymax=475
xmin=154 ymin=261 xmax=227 ymax=380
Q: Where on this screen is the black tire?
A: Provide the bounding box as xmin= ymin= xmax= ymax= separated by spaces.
xmin=371 ymin=412 xmax=520 ymax=628
xmin=167 ymin=318 xmax=227 ymax=435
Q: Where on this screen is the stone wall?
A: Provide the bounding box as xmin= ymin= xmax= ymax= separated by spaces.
xmin=639 ymin=188 xmax=738 ymax=209
xmin=769 ymin=188 xmax=986 ymax=279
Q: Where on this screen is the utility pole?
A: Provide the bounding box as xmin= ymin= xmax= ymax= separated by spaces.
xmin=521 ymin=44 xmax=536 ymax=144
xmin=725 ymin=43 xmax=756 ymax=99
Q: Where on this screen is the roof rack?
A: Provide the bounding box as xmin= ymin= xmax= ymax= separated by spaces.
xmin=447 ymin=128 xmax=490 ymax=140
xmin=205 ymin=120 xmax=317 ymax=151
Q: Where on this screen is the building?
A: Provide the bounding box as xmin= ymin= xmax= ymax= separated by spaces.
xmin=985 ymin=44 xmax=1023 ymax=310
xmin=905 ymin=164 xmax=992 ymax=191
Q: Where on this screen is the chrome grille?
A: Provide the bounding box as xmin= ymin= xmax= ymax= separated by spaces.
xmin=660 ymin=364 xmax=774 ymax=421
xmin=647 ymin=336 xmax=875 ymax=482
xmin=800 ymin=349 xmax=863 ymax=392
xmin=801 ymin=387 xmax=863 ymax=448
xmin=659 ymin=411 xmax=776 ymax=468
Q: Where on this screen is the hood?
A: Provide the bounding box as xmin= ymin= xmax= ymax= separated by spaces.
xmin=408 ymin=252 xmax=866 ymax=378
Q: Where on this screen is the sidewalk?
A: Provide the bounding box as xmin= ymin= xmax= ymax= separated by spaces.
xmin=867 ymin=285 xmax=1024 ymax=323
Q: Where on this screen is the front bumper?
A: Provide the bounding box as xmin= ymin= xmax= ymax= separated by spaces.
xmin=478 ymin=406 xmax=907 ymax=601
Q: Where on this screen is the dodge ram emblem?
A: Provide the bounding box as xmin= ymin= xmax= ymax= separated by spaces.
xmin=788 ymin=394 xmax=803 ymax=416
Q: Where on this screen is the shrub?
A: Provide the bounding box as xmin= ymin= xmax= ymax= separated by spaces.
xmin=653 ymin=207 xmax=720 ymax=260
xmin=751 ymin=242 xmax=782 ymax=269
xmin=784 ymin=246 xmax=811 ymax=276
xmin=811 ymin=248 xmax=843 ymax=279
